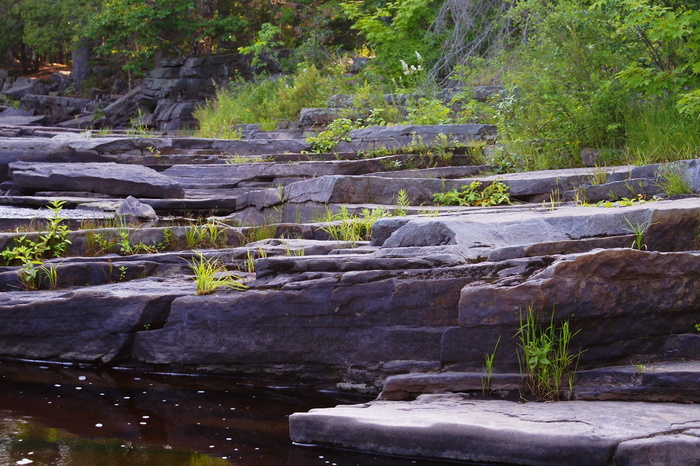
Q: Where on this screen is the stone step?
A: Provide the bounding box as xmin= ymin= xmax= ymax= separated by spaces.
xmin=379 ymin=360 xmax=700 ymax=402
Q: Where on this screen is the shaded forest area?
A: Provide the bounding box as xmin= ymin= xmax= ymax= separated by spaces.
xmin=3 ymin=0 xmax=700 ymax=170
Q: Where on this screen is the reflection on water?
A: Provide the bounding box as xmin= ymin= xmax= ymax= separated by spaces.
xmin=0 ymin=360 xmax=461 ymax=466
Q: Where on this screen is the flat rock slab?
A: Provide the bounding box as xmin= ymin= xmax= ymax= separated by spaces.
xmin=372 ymin=197 xmax=700 ymax=260
xmin=0 ymin=115 xmax=48 ymax=126
xmin=290 ymin=395 xmax=700 ymax=465
xmin=9 ymin=161 xmax=185 ymax=198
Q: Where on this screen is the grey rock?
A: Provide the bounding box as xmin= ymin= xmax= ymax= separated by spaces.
xmin=457 ymin=248 xmax=700 ymax=369
xmin=379 ymin=371 xmax=522 ymax=401
xmin=290 ymin=396 xmax=700 ymax=465
xmin=565 ymin=178 xmax=662 ymax=202
xmin=335 ymin=124 xmax=496 ymax=153
xmin=299 ymin=107 xmax=339 ymax=127
xmin=116 ymin=195 xmax=158 ymax=220
xmin=374 ymin=198 xmax=700 ymax=258
xmin=0 ymin=115 xmax=48 ymax=127
xmin=9 ymin=161 xmax=185 ymax=198
xmin=152 ymin=99 xmax=199 ymax=131
xmin=131 ymin=264 xmax=486 ymax=384
xmin=0 ymin=107 xmax=35 ymax=117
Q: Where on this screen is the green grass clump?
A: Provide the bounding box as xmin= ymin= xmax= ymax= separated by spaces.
xmin=188 ymin=253 xmax=247 ymax=296
xmin=656 ymin=163 xmax=693 ymax=196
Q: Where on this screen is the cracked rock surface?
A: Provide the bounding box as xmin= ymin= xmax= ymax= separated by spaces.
xmin=290 ymin=394 xmax=700 ymax=465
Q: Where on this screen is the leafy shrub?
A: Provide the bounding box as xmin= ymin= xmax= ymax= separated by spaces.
xmin=498 ymin=0 xmax=629 ymax=170
xmin=307 ymin=118 xmax=360 ymax=153
xmin=433 ymin=180 xmax=511 ymax=207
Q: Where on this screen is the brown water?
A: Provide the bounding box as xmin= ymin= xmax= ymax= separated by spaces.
xmin=0 ymin=360 xmax=468 ymax=466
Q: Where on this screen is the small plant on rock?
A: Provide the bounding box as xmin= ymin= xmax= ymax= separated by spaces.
xmin=624 ymin=217 xmax=656 ymax=250
xmin=394 ymin=189 xmax=410 ymax=216
xmin=482 ymin=336 xmax=501 ymax=394
xmin=433 ymin=180 xmax=511 ymax=207
xmin=516 ymin=306 xmax=583 ymax=401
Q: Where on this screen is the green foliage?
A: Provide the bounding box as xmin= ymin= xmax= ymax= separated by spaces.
xmin=185 ymin=220 xmax=226 ymax=249
xmin=195 ymin=64 xmax=347 ymax=136
xmin=433 ymin=180 xmax=511 ymax=207
xmin=517 ymin=306 xmax=582 ymax=401
xmin=593 ymin=0 xmax=700 ymax=114
xmin=188 ymin=253 xmax=246 ymax=296
xmin=394 ymin=189 xmax=410 ymax=216
xmin=498 ymin=0 xmax=629 ymax=170
xmin=86 ymin=0 xmax=199 ymax=75
xmin=625 ymin=98 xmax=700 ymax=165
xmin=494 ymin=0 xmax=700 ymax=170
xmin=238 ymin=22 xmax=282 ymax=68
xmin=1 ymin=200 xmax=71 ymax=266
xmin=404 ymin=97 xmax=452 ymax=125
xmin=307 ymin=118 xmax=360 ymax=153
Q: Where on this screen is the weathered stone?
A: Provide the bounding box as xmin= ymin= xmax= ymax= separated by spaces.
xmin=131 ymin=265 xmax=488 ymax=384
xmin=379 ymin=371 xmax=522 ymax=401
xmin=456 ymin=248 xmax=700 ymax=369
xmin=290 ymin=396 xmax=700 ymax=465
xmin=21 ymin=94 xmax=92 ymax=124
xmin=574 ymin=361 xmax=700 ymax=402
xmin=0 ymin=115 xmax=48 ymax=127
xmin=563 ymin=178 xmax=662 ymax=202
xmin=335 ymin=124 xmax=496 ymax=153
xmin=299 ymin=107 xmax=340 ymax=127
xmin=9 ymin=161 xmax=185 ymax=198
xmin=373 ymin=198 xmax=700 ymax=259
xmin=0 ymin=278 xmax=191 ymax=363
xmin=4 ymin=78 xmax=48 ymax=100
xmin=152 ymin=99 xmax=199 ymax=130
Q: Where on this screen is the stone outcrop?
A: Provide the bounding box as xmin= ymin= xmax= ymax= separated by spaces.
xmin=0 ymin=277 xmax=191 ymax=363
xmin=9 ymin=161 xmax=185 ymax=198
xmin=97 ymin=53 xmax=282 ymax=130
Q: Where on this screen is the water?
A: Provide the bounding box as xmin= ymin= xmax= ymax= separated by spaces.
xmin=0 ymin=360 xmax=463 ymax=466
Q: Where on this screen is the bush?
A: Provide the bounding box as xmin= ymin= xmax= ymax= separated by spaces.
xmin=497 ymin=0 xmax=630 ymax=170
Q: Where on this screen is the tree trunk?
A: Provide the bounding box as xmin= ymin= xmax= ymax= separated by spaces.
xmin=71 ymin=39 xmax=91 ymax=90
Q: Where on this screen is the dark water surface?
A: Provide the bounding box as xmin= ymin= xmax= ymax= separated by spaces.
xmin=0 ymin=360 xmax=465 ymax=466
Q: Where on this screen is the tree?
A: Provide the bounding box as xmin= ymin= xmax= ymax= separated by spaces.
xmin=341 ymin=0 xmax=442 ymax=83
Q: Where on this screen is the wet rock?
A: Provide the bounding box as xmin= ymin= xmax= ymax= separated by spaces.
xmin=9 ymin=161 xmax=185 ymax=198
xmin=131 ymin=263 xmax=491 ymax=384
xmin=0 ymin=278 xmax=191 ymax=363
